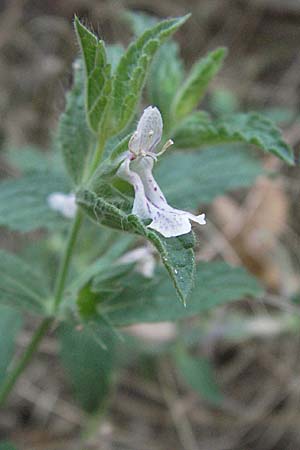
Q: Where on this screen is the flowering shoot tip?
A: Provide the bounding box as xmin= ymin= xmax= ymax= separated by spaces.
xmin=117 ymin=106 xmax=206 ymax=238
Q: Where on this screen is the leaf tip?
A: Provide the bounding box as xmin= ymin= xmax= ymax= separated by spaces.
xmin=177 ymin=13 xmax=191 ymax=26
xmin=215 ymin=46 xmax=228 ymax=59
xmin=73 ymin=14 xmax=80 ymax=28
xmin=284 ymin=146 xmax=295 ymax=165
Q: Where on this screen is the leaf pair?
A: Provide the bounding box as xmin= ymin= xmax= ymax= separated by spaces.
xmin=126 ymin=12 xmax=226 ymax=127
xmin=74 ymin=15 xmax=190 ymax=139
xmin=59 ymin=14 xmax=191 ymax=186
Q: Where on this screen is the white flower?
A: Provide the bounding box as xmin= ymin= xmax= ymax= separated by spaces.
xmin=117 ymin=106 xmax=206 ymax=238
xmin=47 ymin=192 xmax=77 ymax=219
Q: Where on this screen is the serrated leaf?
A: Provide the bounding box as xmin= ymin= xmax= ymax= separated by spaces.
xmin=0 ymin=306 xmax=22 ymax=385
xmin=57 ymin=59 xmax=93 ymax=184
xmin=74 ymin=17 xmax=112 ymax=135
xmin=76 ymin=189 xmax=195 ymax=303
xmin=173 ymin=111 xmax=294 ymax=164
xmin=174 ymin=348 xmax=223 ymax=405
xmin=0 ymin=250 xmax=50 ymax=314
xmin=0 ymin=172 xmax=70 ymax=232
xmin=156 ymin=146 xmax=262 ymax=209
xmin=59 ymin=323 xmax=116 ymax=412
xmin=109 ymin=14 xmax=190 ymax=135
xmin=102 ymin=262 xmax=262 ymax=325
xmin=147 ymin=41 xmax=184 ymax=126
xmin=124 ymin=9 xmax=185 ymax=124
xmin=172 ymin=48 xmax=227 ymax=120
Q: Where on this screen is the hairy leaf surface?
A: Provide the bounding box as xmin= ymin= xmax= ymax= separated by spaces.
xmin=109 ymin=15 xmax=190 ymax=135
xmin=74 ymin=17 xmax=111 ymax=135
xmin=57 ymin=59 xmax=93 ymax=184
xmin=173 ymin=112 xmax=294 ymax=164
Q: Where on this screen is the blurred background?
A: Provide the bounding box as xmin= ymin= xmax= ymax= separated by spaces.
xmin=1 ymin=0 xmax=300 ymax=449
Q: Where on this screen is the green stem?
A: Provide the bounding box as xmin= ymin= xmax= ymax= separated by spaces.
xmin=53 ymin=209 xmax=83 ymax=310
xmin=0 ymin=209 xmax=83 ymax=407
xmin=0 ymin=128 xmax=108 ymax=407
xmin=0 ymin=317 xmax=53 ymax=406
xmin=89 ymin=133 xmax=107 ymax=176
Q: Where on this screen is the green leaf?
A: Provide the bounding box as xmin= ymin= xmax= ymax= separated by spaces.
xmin=0 ymin=306 xmax=22 ymax=385
xmin=77 ymin=286 xmax=124 ymax=348
xmin=124 ymin=11 xmax=184 ymax=123
xmin=174 ymin=347 xmax=223 ymax=405
xmin=76 ymin=189 xmax=195 ymax=304
xmin=172 ymin=48 xmax=227 ymax=120
xmin=0 ymin=250 xmax=50 ymax=314
xmin=0 ymin=172 xmax=70 ymax=232
xmin=109 ymin=14 xmax=190 ymax=135
xmin=147 ymin=41 xmax=184 ymax=125
xmin=59 ymin=323 xmax=116 ymax=412
xmin=64 ymin=260 xmax=134 ymax=320
xmin=102 ymin=262 xmax=262 ymax=325
xmin=173 ymin=111 xmax=294 ymax=164
xmin=5 ymin=146 xmax=50 ymax=174
xmin=156 ymin=146 xmax=262 ymax=209
xmin=57 ymin=58 xmax=93 ymax=184
xmin=74 ymin=17 xmax=112 ymax=135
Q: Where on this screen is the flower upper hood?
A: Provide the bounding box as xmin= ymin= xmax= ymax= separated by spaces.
xmin=117 ymin=106 xmax=206 ymax=238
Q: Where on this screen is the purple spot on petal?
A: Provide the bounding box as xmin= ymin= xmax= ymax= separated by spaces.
xmin=154 ymin=187 xmax=157 ymax=191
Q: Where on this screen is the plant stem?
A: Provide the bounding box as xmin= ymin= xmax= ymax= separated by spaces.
xmin=53 ymin=209 xmax=83 ymax=310
xmin=89 ymin=133 xmax=106 ymax=176
xmin=0 ymin=127 xmax=108 ymax=407
xmin=0 ymin=209 xmax=83 ymax=407
xmin=0 ymin=317 xmax=53 ymax=406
